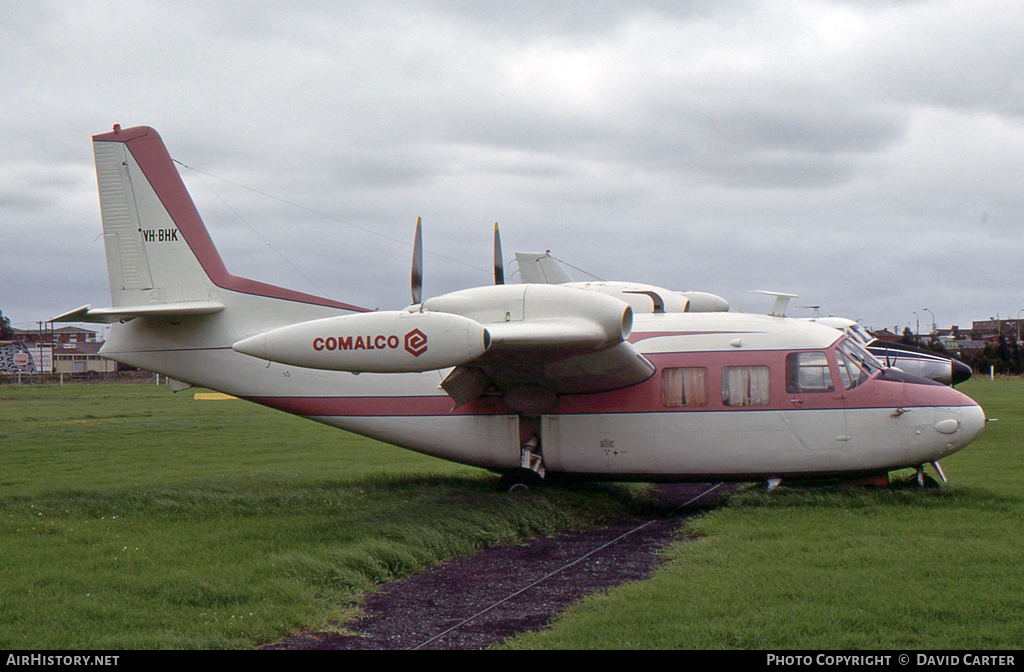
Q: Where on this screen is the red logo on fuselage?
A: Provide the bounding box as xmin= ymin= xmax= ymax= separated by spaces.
xmin=310 ymin=329 xmax=427 ymax=357
xmin=313 ymin=334 xmax=401 ymax=352
xmin=404 ymin=329 xmax=428 ymax=357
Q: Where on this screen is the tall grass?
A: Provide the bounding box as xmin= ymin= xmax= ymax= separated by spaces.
xmin=0 ymin=384 xmax=646 ymax=648
xmin=503 ymin=378 xmax=1024 ymax=649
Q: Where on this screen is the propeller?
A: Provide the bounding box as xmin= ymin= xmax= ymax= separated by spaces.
xmin=412 ymin=218 xmax=504 ymax=304
xmin=411 ymin=216 xmax=423 ymax=305
xmin=493 ymin=222 xmax=504 ymax=285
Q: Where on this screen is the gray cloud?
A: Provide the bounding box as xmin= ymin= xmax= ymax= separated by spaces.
xmin=2 ymin=0 xmax=1023 ymax=334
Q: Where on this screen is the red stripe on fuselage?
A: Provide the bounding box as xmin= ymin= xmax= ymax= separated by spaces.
xmin=244 ymin=349 xmax=976 ymax=419
xmin=244 ymin=394 xmax=510 ymax=417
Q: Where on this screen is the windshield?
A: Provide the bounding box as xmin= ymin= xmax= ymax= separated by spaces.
xmin=835 ymin=338 xmax=883 ymax=390
xmin=847 ymin=324 xmax=876 ymax=345
xmin=844 ymin=338 xmax=884 ymax=372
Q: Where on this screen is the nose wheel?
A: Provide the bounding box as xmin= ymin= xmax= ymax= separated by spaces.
xmin=906 ymin=462 xmax=946 ymax=488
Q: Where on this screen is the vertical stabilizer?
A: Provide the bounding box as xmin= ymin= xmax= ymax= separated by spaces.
xmin=514 ymin=252 xmax=575 ymax=284
xmin=93 ymin=126 xmax=226 ymax=307
xmin=89 ymin=125 xmax=364 ymax=313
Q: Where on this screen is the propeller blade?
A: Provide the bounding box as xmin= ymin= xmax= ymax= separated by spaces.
xmin=493 ymin=222 xmax=505 ymax=285
xmin=411 ymin=217 xmax=423 ymax=305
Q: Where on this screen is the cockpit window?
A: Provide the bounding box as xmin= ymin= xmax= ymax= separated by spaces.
xmin=835 ymin=338 xmax=883 ymax=389
xmin=786 ymin=352 xmax=834 ymax=393
xmin=848 ymin=324 xmax=875 ymax=345
xmin=835 ymin=349 xmax=861 ymax=389
xmin=841 ymin=338 xmax=884 ymax=374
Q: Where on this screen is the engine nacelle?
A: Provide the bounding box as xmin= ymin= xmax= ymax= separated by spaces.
xmin=423 ymin=283 xmax=632 ymax=350
xmin=565 ymin=281 xmax=690 ymax=314
xmin=676 ymin=290 xmax=730 ymax=313
xmin=232 ymin=310 xmax=490 ymax=373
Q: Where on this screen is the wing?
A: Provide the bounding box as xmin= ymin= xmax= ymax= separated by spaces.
xmin=424 ymin=284 xmax=655 ymax=410
xmin=231 ymin=283 xmax=655 ymax=412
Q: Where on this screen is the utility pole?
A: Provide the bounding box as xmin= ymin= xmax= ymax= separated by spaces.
xmin=922 ymin=308 xmax=936 ymax=337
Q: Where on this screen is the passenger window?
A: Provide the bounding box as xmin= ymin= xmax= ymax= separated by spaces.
xmin=722 ymin=366 xmax=770 ymax=406
xmin=661 ymin=367 xmax=708 ymax=407
xmin=786 ymin=352 xmax=834 ymax=393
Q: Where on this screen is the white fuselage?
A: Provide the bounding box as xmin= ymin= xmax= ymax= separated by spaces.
xmin=79 ymin=125 xmax=984 ymax=483
xmin=102 ymin=310 xmax=984 ymax=481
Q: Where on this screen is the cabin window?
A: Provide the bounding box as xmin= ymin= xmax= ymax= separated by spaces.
xmin=661 ymin=367 xmax=708 ymax=407
xmin=786 ymin=352 xmax=834 ymax=393
xmin=722 ymin=365 xmax=771 ymax=406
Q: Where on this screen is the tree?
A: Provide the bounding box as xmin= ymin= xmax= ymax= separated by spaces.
xmin=0 ymin=310 xmax=12 ymax=340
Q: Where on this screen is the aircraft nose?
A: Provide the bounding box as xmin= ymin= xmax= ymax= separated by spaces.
xmin=958 ymin=402 xmax=986 ymax=447
xmin=952 ymin=359 xmax=973 ymax=386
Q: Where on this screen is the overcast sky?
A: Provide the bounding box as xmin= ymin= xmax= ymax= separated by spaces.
xmin=3 ymin=1 xmax=1023 ymax=336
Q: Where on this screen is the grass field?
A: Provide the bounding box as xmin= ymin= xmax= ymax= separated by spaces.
xmin=0 ymin=383 xmax=647 ymax=649
xmin=503 ymin=378 xmax=1024 ymax=649
xmin=2 ymin=379 xmax=1020 ymax=649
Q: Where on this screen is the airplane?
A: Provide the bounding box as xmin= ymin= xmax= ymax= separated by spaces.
xmin=513 ymin=251 xmax=731 ymax=315
xmin=514 ymin=259 xmax=973 ymax=388
xmin=806 ymin=316 xmax=972 ymax=387
xmin=53 ymin=125 xmax=985 ymax=490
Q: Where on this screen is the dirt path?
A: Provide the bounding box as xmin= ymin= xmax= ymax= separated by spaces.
xmin=264 ymin=482 xmax=728 ymax=650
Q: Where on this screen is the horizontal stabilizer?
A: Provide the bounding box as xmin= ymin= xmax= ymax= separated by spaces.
xmin=51 ymin=301 xmax=224 ymax=324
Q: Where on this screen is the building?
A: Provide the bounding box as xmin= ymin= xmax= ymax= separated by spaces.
xmin=3 ymin=324 xmax=113 ymax=375
xmin=51 ymin=342 xmax=117 ymax=375
xmin=870 ymin=328 xmax=902 ymax=343
xmin=10 ymin=325 xmax=98 ymax=345
xmin=972 ymin=319 xmax=1023 ymax=341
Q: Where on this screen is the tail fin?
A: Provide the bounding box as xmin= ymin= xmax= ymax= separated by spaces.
xmin=88 ymin=125 xmax=363 ymax=313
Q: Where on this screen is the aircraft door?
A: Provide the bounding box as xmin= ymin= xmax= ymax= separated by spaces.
xmin=836 ymin=344 xmax=909 ymax=461
xmin=780 ymin=351 xmax=849 ymax=450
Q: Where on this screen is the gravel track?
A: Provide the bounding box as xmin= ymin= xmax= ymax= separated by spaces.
xmin=264 ymin=482 xmax=728 ymax=650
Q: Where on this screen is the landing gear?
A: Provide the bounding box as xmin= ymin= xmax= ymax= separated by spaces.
xmin=497 ymin=469 xmax=544 ymax=493
xmin=520 ymin=434 xmax=546 ymax=480
xmin=900 ymin=465 xmax=941 ymax=489
xmin=497 ymin=423 xmax=548 ymax=493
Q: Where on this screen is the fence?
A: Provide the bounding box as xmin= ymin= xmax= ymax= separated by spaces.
xmin=0 ymin=370 xmax=172 ymax=386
